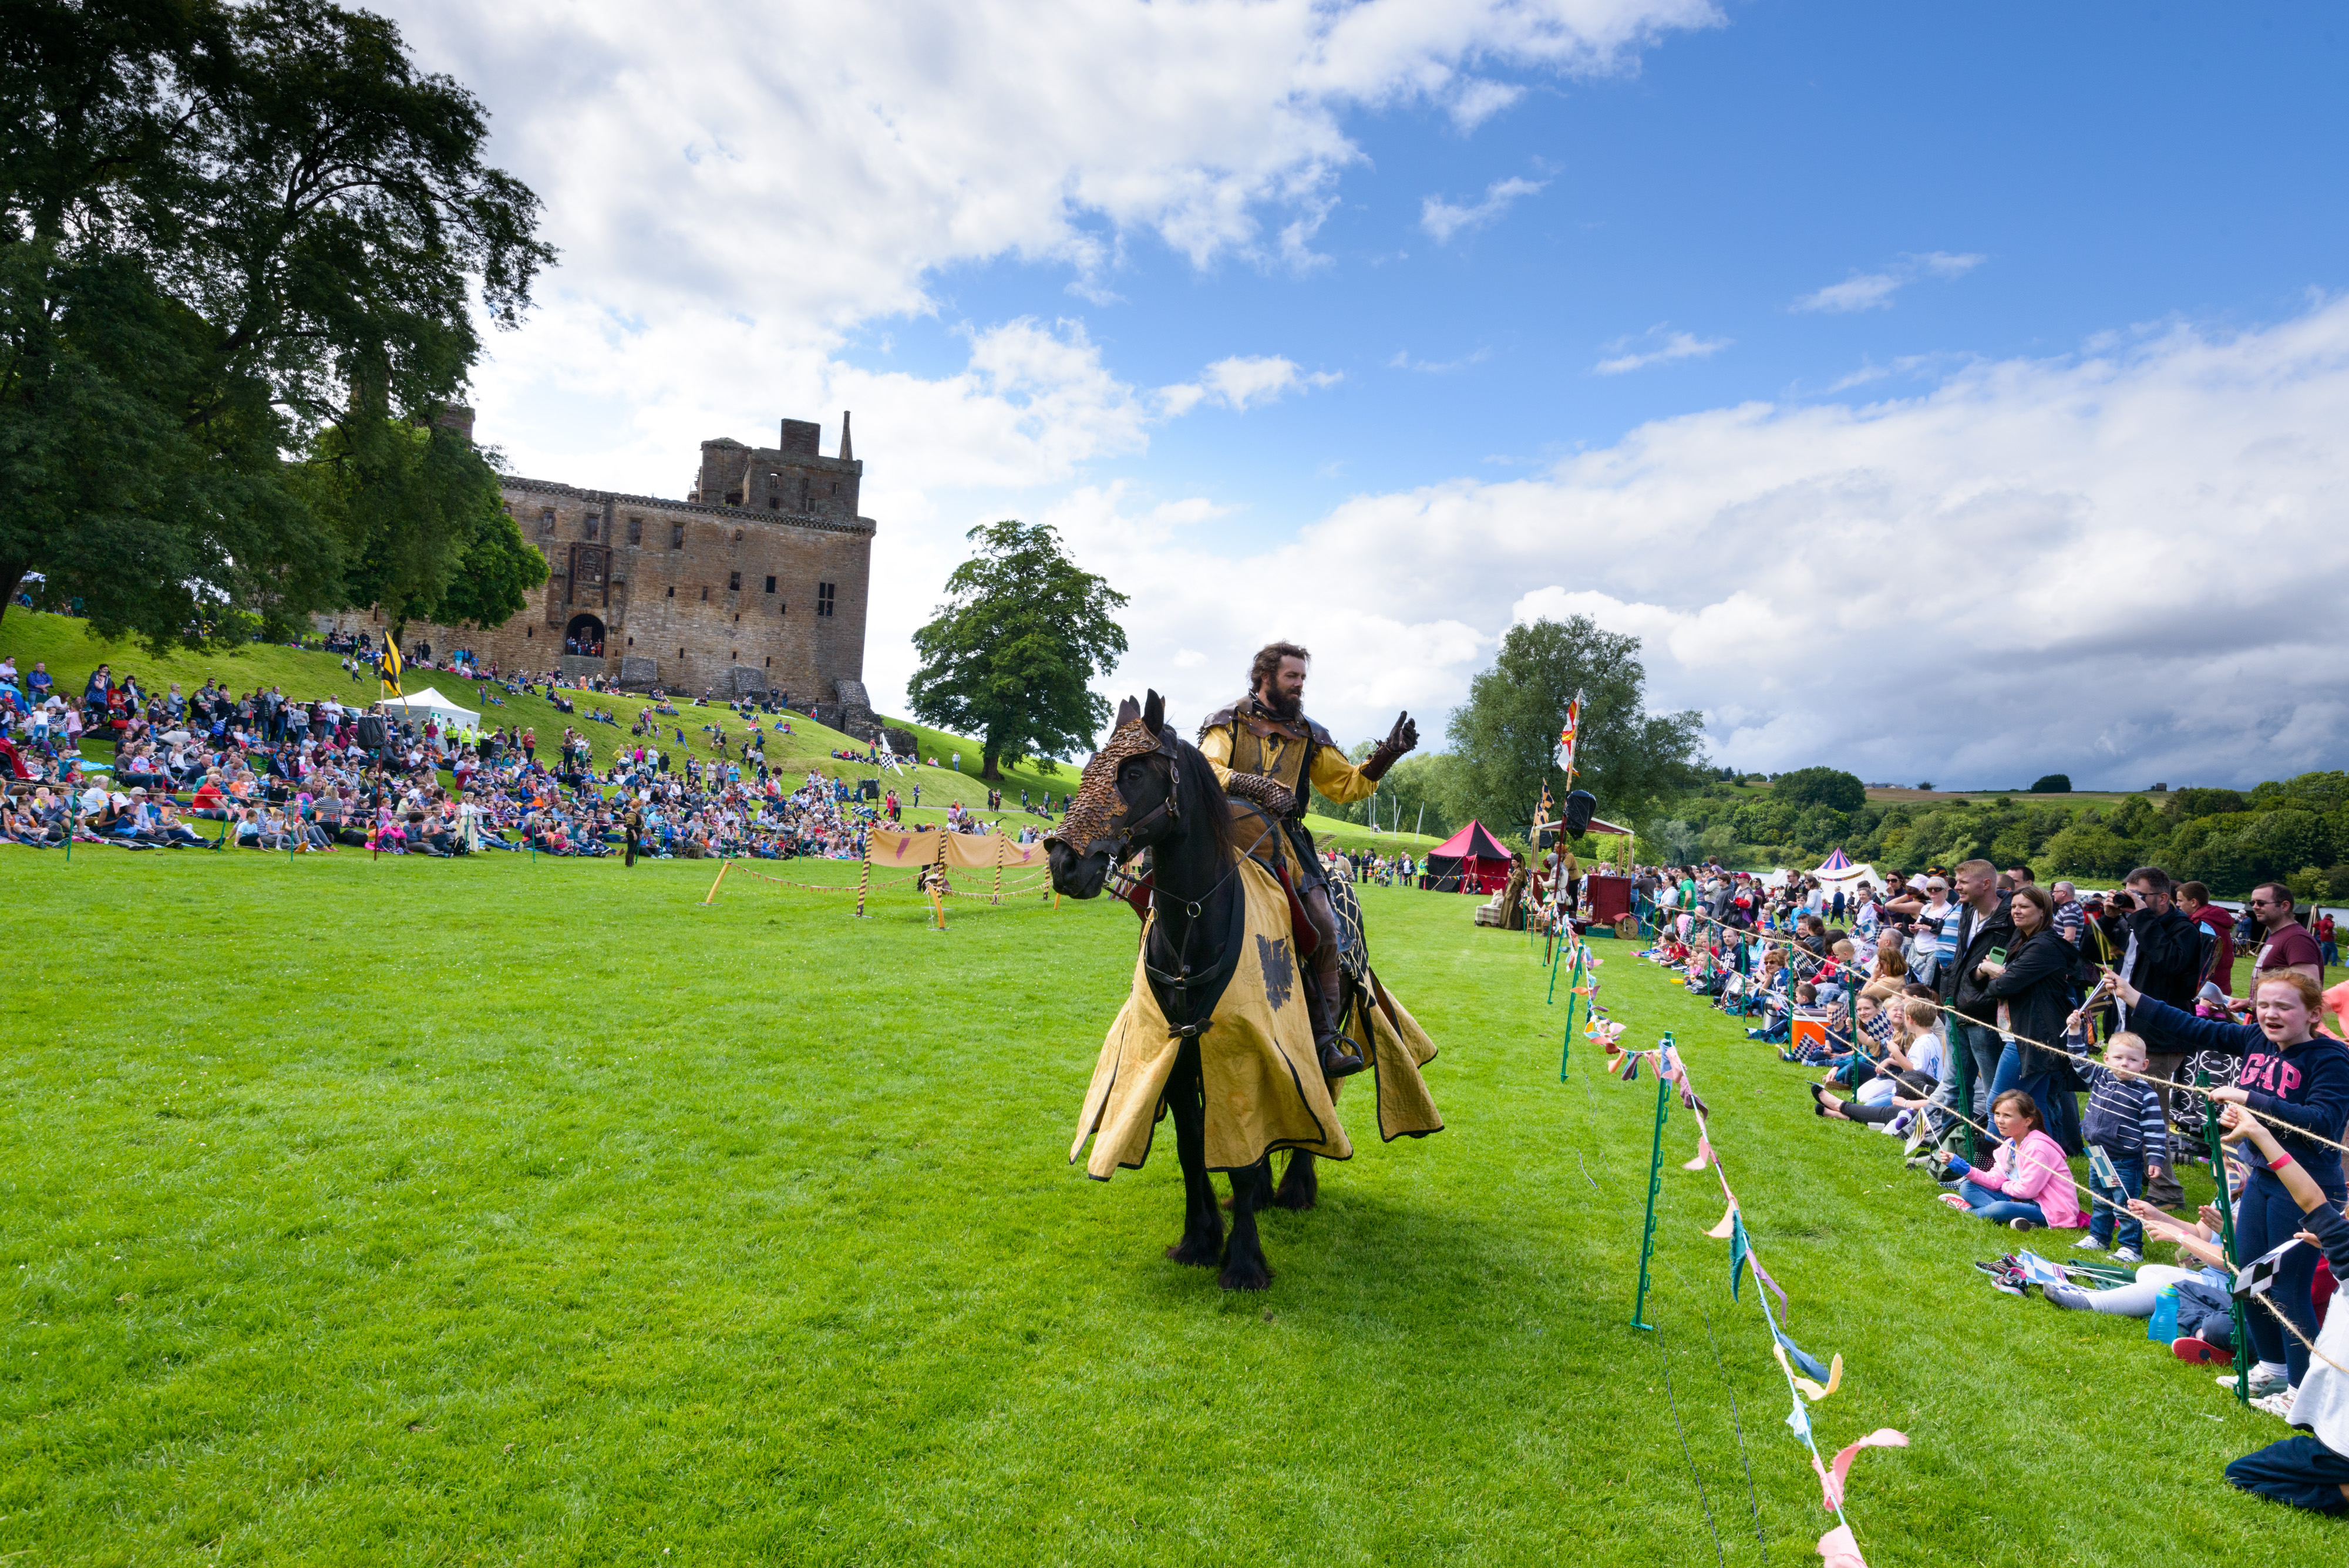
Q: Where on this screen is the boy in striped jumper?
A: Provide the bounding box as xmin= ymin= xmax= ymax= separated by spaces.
xmin=2076 ymin=1031 xmax=2169 ymax=1263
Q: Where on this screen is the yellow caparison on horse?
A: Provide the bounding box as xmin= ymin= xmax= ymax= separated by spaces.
xmin=1046 ymin=690 xmax=1441 ymax=1290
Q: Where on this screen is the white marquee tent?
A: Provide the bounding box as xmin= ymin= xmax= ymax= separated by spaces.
xmin=378 ymin=687 xmax=479 ymax=729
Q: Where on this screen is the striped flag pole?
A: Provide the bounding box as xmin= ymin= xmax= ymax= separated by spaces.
xmin=854 ymin=843 xmax=873 ymax=918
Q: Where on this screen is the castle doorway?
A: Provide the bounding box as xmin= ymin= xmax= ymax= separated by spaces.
xmin=564 ymin=614 xmax=607 ymax=658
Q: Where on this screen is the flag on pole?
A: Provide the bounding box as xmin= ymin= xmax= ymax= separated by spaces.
xmin=1556 ymin=695 xmax=1582 ymax=777
xmin=1534 ymin=778 xmax=1553 ymax=840
xmin=380 ymin=634 xmax=405 ymax=699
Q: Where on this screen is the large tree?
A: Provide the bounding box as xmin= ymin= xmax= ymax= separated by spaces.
xmin=1443 ymin=615 xmax=1708 ymax=834
xmin=0 ymin=0 xmax=553 ymax=644
xmin=288 ymin=414 xmax=545 ymax=638
xmin=907 ymin=520 xmax=1128 ymax=781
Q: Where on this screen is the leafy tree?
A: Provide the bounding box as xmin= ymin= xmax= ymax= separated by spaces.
xmin=1644 ymin=819 xmax=1699 ymax=867
xmin=288 ymin=416 xmax=543 ymax=637
xmin=2030 ymin=773 xmax=2072 ymax=794
xmin=1444 ymin=615 xmax=1705 ymax=837
xmin=907 ymin=520 xmax=1129 ymax=781
xmin=0 ymin=0 xmax=553 ymax=644
xmin=2171 ymin=787 xmax=2247 ymax=819
xmin=1773 ymin=766 xmax=1866 ymax=813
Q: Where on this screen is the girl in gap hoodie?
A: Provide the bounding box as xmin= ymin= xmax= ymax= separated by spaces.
xmin=2107 ymin=968 xmax=2349 ymax=1393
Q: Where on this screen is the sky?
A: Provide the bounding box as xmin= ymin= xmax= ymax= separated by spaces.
xmin=381 ymin=0 xmax=2349 ymax=790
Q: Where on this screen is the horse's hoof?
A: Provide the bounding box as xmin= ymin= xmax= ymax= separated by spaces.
xmin=1218 ymin=1261 xmax=1274 ymax=1291
xmin=1165 ymin=1239 xmax=1219 ymax=1267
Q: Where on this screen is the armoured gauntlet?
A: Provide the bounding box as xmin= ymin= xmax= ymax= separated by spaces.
xmin=1359 ymin=712 xmax=1419 ymax=782
xmin=1223 ymin=772 xmax=1296 ymax=816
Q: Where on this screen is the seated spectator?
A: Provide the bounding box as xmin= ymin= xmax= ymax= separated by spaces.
xmin=1932 ymin=1090 xmax=2085 ymax=1231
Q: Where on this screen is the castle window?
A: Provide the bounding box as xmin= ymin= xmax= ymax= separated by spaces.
xmin=765 ymin=656 xmax=771 ymax=668
xmin=817 ymin=581 xmax=836 ymax=618
xmin=728 ymin=571 xmax=741 ymax=591
xmin=540 ymin=509 xmax=556 ymax=535
xmin=799 ymin=476 xmax=811 ymax=510
xmin=830 ymin=482 xmax=838 ymax=495
xmin=627 ymin=517 xmax=642 ymax=544
xmin=670 ymin=522 xmax=684 ymax=549
xmin=701 ymin=587 xmax=709 ymax=601
xmin=627 ymin=637 xmax=634 ymax=647
xmin=764 ymin=576 xmax=776 ymax=594
xmin=584 ymin=515 xmax=599 ymax=540
xmin=526 ymin=625 xmax=533 ymax=638
xmin=769 ymin=498 xmax=779 ymax=510
xmin=666 ymin=586 xmax=674 ymax=598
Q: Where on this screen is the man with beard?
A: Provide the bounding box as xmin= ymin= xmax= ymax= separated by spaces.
xmin=1198 ymin=641 xmax=1417 ymax=1079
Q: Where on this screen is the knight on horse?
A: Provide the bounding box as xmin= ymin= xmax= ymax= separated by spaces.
xmin=1199 ymin=641 xmax=1418 ymax=1080
xmin=1046 ymin=675 xmax=1440 ymax=1291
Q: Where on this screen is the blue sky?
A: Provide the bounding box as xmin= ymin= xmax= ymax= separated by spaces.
xmin=391 ymin=0 xmax=2349 ymax=788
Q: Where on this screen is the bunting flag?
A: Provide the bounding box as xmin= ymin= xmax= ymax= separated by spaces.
xmin=1818 ymin=1523 xmax=1871 ymax=1568
xmin=1729 ymin=1212 xmax=1752 ymax=1300
xmin=379 ymin=634 xmax=405 ymax=699
xmin=1704 ymin=1200 xmax=1738 ymax=1239
xmin=1812 ymin=1430 xmax=1909 ymax=1514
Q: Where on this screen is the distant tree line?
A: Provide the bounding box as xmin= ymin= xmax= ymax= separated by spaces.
xmin=1645 ymin=769 xmax=2349 ymax=900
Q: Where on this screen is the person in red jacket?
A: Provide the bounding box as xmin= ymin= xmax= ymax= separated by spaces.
xmin=2179 ymin=880 xmax=2236 ymax=996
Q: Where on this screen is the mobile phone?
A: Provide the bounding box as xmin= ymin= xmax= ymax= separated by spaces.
xmin=1986 ymin=946 xmax=2008 ymax=966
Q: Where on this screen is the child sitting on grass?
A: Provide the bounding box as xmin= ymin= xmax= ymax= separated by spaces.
xmin=2072 ymin=1030 xmax=2169 ymax=1264
xmin=1933 ymin=1091 xmax=2085 ymax=1231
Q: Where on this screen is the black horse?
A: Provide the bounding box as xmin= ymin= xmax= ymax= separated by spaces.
xmin=1046 ymin=690 xmax=1314 ymax=1290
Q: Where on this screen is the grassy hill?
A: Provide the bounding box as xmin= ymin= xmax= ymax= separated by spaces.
xmin=0 ymin=611 xmax=1431 ymax=852
xmin=0 ymin=853 xmax=2308 ymax=1563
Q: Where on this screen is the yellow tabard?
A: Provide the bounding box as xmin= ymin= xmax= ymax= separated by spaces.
xmin=1070 ymin=857 xmax=1444 ymax=1179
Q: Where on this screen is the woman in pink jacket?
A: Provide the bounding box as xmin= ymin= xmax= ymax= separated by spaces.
xmin=1935 ymin=1091 xmax=2085 ymax=1230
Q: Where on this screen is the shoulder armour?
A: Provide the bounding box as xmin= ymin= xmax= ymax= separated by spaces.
xmin=1196 ymin=703 xmax=1240 ymax=741
xmin=1303 ymin=716 xmax=1334 ymax=746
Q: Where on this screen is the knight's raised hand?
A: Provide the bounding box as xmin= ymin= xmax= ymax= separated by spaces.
xmin=1361 ymin=713 xmax=1417 ymax=782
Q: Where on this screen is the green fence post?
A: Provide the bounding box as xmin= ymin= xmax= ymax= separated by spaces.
xmin=1559 ymin=948 xmax=1584 ymax=1079
xmin=1631 ymin=1048 xmax=1672 ymax=1331
xmin=2200 ymin=1076 xmax=2251 ymax=1408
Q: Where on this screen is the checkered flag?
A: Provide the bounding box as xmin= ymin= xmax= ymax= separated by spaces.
xmin=2234 ymin=1239 xmax=2301 ymax=1301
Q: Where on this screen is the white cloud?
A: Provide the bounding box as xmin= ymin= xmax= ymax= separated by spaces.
xmin=1017 ymin=299 xmax=2349 ymax=789
xmin=1421 ymin=174 xmax=1547 ymax=243
xmin=1793 ymin=271 xmax=1904 ymax=314
xmin=1162 ymin=355 xmax=1342 ymax=415
xmin=1795 ymin=251 xmax=1988 ymax=313
xmin=1593 ymin=326 xmax=1731 ymax=374
xmin=1916 ymin=250 xmax=1987 ymax=278
xmin=386 ymin=0 xmax=1717 ymax=493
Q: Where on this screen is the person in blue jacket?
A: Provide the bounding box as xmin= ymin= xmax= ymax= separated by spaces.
xmin=2099 ymin=967 xmax=2349 ymax=1398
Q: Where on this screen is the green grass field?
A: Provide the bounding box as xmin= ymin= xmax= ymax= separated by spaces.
xmin=2 ymin=852 xmax=2325 ymax=1564
xmin=0 ymin=611 xmax=1433 ymax=854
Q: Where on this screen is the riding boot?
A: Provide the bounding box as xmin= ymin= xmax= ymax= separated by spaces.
xmin=1310 ymin=967 xmax=1366 ymax=1079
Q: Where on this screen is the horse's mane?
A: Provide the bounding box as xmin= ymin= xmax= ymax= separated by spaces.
xmin=1172 ymin=738 xmax=1236 ymax=865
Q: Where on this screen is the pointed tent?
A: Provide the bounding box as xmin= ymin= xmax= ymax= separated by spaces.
xmin=1814 ymin=847 xmax=1878 ymax=891
xmin=1426 ymin=819 xmax=1515 ymax=894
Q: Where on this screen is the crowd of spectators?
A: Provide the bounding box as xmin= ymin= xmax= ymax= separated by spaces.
xmin=1630 ymin=854 xmax=2349 ymax=1516
xmin=0 ymin=654 xmax=1052 ymax=862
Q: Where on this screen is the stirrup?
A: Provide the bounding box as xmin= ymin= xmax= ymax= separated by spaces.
xmin=1319 ymin=1035 xmax=1368 ymax=1079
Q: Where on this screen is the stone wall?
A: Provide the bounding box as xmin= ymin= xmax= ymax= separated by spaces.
xmin=316 ymin=413 xmax=875 ymax=707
